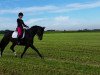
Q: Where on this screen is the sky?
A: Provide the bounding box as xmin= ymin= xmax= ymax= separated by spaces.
xmin=0 ymin=0 xmax=100 ymax=30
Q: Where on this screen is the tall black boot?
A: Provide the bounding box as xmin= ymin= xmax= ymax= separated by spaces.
xmin=17 ymin=36 xmax=21 ymax=44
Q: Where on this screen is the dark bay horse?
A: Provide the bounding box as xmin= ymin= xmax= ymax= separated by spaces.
xmin=0 ymin=26 xmax=45 ymax=58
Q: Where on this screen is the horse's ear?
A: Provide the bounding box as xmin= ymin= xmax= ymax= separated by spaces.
xmin=43 ymin=27 xmax=45 ymax=29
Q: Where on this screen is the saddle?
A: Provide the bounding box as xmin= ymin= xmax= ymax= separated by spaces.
xmin=12 ymin=31 xmax=25 ymax=39
xmin=12 ymin=27 xmax=29 ymax=39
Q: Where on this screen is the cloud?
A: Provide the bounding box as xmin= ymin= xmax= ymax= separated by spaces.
xmin=25 ymin=16 xmax=82 ymax=30
xmin=26 ymin=18 xmax=46 ymax=25
xmin=8 ymin=16 xmax=70 ymax=30
xmin=51 ymin=1 xmax=100 ymax=13
xmin=0 ymin=1 xmax=100 ymax=14
xmin=0 ymin=17 xmax=16 ymax=30
xmin=0 ymin=16 xmax=100 ymax=30
xmin=25 ymin=16 xmax=100 ymax=30
xmin=0 ymin=5 xmax=57 ymax=14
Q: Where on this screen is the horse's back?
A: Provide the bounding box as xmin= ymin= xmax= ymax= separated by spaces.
xmin=4 ymin=30 xmax=14 ymax=37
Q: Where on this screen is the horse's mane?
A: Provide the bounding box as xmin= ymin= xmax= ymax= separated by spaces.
xmin=30 ymin=25 xmax=42 ymax=29
xmin=30 ymin=25 xmax=43 ymax=31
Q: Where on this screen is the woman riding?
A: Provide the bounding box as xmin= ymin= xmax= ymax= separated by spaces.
xmin=17 ymin=12 xmax=29 ymax=44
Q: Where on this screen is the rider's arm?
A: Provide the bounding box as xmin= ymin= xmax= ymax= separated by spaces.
xmin=22 ymin=20 xmax=28 ymax=27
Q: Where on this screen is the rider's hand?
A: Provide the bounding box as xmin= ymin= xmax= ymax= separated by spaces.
xmin=24 ymin=25 xmax=29 ymax=28
xmin=26 ymin=25 xmax=29 ymax=28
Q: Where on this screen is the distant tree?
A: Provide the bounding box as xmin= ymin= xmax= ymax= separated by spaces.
xmin=47 ymin=30 xmax=55 ymax=31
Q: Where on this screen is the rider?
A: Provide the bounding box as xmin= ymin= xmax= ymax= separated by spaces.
xmin=17 ymin=12 xmax=29 ymax=44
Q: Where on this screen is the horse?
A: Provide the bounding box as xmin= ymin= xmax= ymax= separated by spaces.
xmin=0 ymin=26 xmax=45 ymax=58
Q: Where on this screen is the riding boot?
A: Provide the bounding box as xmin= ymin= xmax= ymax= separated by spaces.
xmin=17 ymin=36 xmax=21 ymax=44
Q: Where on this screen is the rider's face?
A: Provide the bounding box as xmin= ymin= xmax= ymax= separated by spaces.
xmin=19 ymin=16 xmax=23 ymax=19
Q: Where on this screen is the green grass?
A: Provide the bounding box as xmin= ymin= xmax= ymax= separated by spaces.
xmin=0 ymin=32 xmax=100 ymax=75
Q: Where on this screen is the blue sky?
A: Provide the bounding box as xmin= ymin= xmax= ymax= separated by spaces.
xmin=0 ymin=0 xmax=100 ymax=30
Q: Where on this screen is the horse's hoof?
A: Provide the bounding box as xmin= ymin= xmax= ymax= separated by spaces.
xmin=15 ymin=55 xmax=17 ymax=57
xmin=0 ymin=55 xmax=2 ymax=58
xmin=41 ymin=57 xmax=44 ymax=59
xmin=21 ymin=56 xmax=23 ymax=58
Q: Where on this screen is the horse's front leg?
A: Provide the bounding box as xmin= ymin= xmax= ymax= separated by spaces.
xmin=30 ymin=44 xmax=43 ymax=59
xmin=21 ymin=46 xmax=29 ymax=58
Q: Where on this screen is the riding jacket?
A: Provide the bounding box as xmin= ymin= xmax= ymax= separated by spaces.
xmin=17 ymin=18 xmax=27 ymax=28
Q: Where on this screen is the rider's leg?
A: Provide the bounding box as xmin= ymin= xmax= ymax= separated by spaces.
xmin=18 ymin=36 xmax=21 ymax=44
xmin=17 ymin=27 xmax=23 ymax=44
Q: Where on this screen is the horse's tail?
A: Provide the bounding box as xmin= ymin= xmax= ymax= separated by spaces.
xmin=0 ymin=42 xmax=1 ymax=56
xmin=0 ymin=41 xmax=1 ymax=49
xmin=0 ymin=31 xmax=13 ymax=56
xmin=0 ymin=41 xmax=1 ymax=56
xmin=0 ymin=35 xmax=10 ymax=49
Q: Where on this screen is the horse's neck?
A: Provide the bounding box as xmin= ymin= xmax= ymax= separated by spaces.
xmin=28 ymin=28 xmax=38 ymax=37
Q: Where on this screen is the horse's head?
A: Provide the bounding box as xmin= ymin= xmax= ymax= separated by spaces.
xmin=30 ymin=26 xmax=45 ymax=40
xmin=36 ymin=26 xmax=45 ymax=40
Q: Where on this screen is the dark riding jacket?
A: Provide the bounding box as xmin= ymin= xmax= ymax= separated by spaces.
xmin=17 ymin=18 xmax=27 ymax=28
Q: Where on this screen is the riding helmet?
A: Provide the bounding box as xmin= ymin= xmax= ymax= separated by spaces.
xmin=18 ymin=12 xmax=23 ymax=16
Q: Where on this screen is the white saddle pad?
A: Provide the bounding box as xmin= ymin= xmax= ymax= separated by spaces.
xmin=12 ymin=31 xmax=25 ymax=39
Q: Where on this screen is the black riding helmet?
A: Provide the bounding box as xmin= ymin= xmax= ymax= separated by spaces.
xmin=18 ymin=12 xmax=23 ymax=17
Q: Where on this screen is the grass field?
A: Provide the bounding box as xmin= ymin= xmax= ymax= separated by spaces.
xmin=0 ymin=32 xmax=100 ymax=75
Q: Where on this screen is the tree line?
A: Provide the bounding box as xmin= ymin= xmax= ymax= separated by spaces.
xmin=0 ymin=29 xmax=100 ymax=34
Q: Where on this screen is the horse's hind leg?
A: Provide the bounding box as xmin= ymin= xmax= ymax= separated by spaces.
xmin=0 ymin=47 xmax=5 ymax=57
xmin=10 ymin=43 xmax=17 ymax=57
xmin=0 ymin=41 xmax=10 ymax=57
